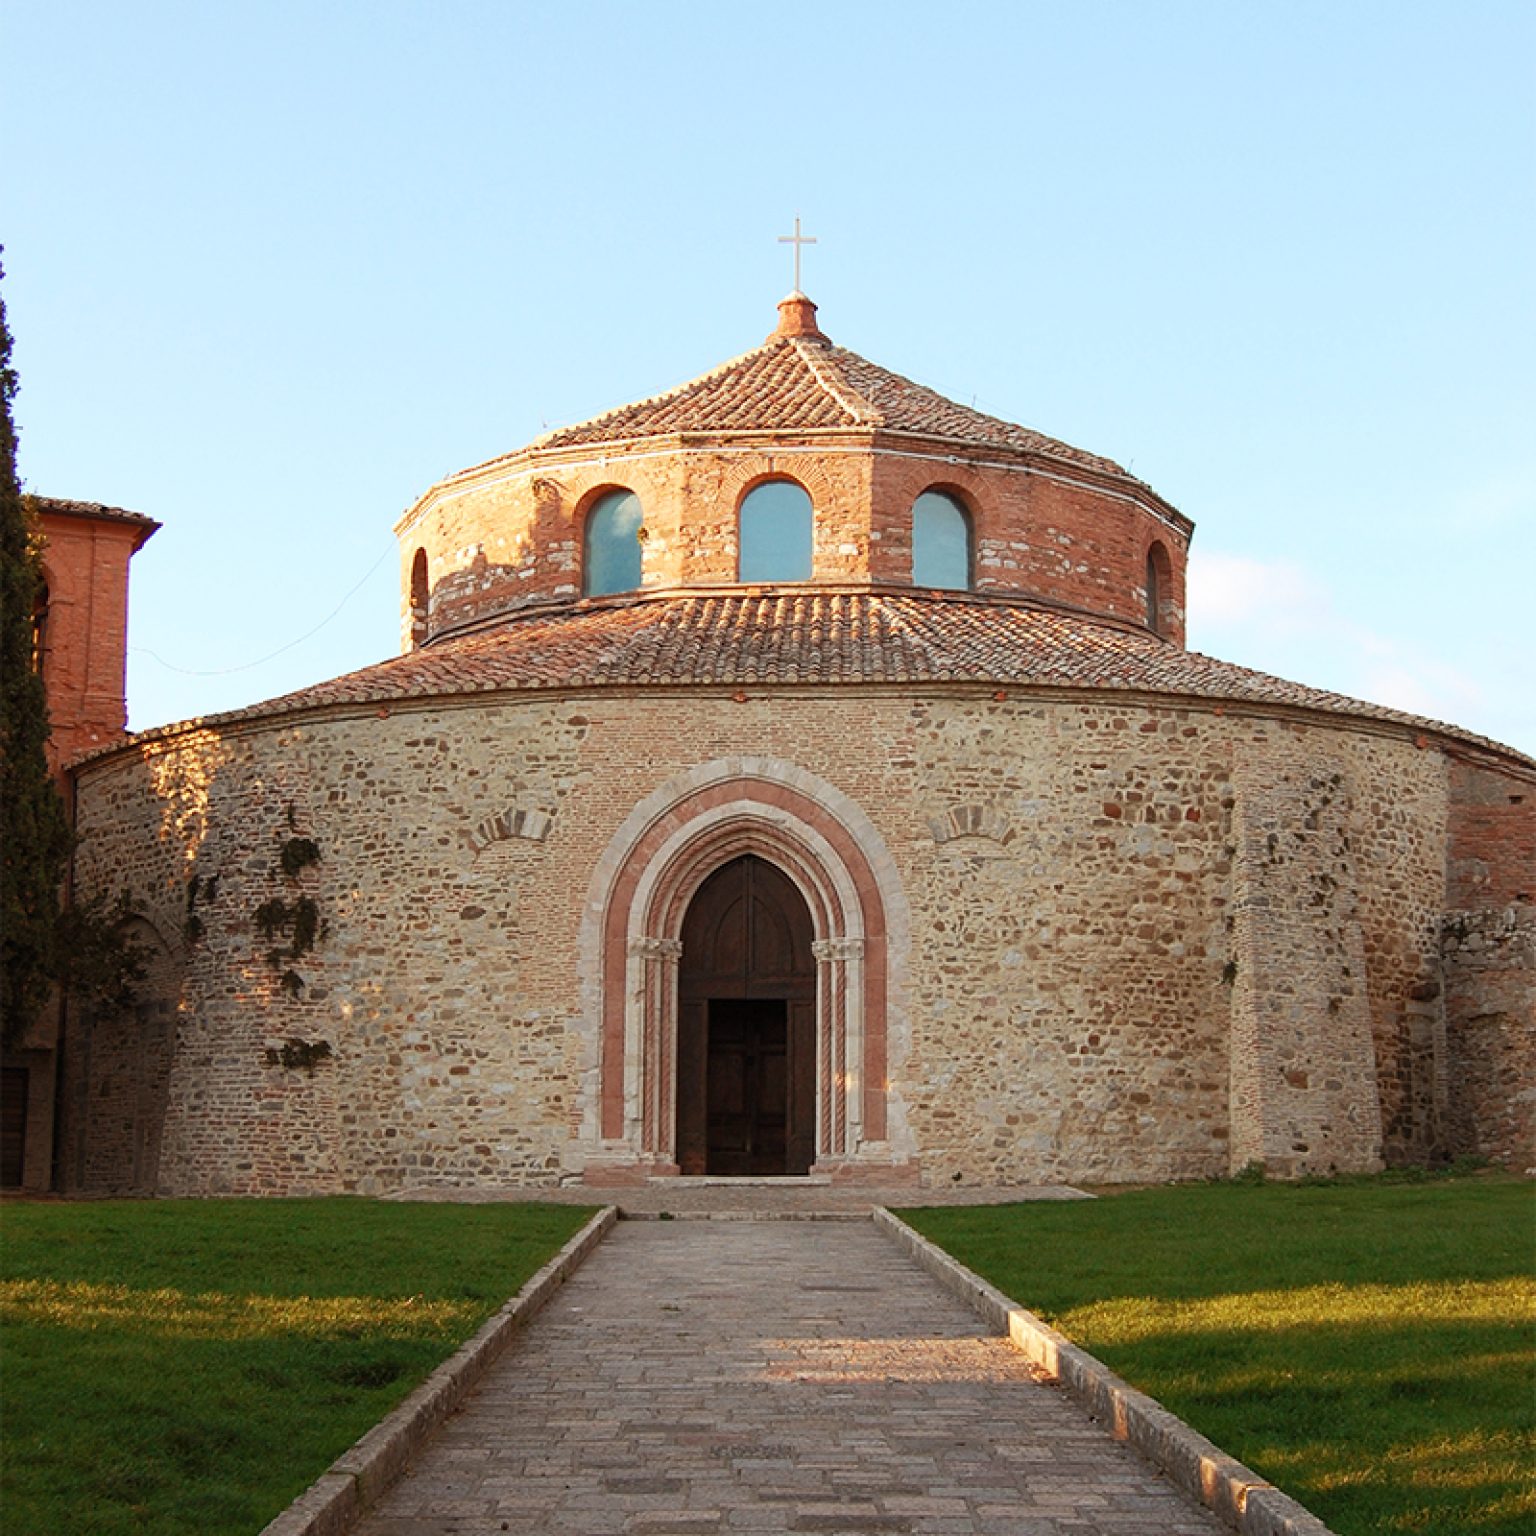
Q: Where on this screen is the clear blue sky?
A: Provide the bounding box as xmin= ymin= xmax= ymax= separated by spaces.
xmin=4 ymin=0 xmax=1532 ymax=755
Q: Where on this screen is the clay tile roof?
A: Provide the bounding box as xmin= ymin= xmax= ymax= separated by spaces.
xmin=29 ymin=494 xmax=161 ymax=539
xmin=533 ymin=328 xmax=1129 ymax=479
xmin=104 ymin=591 xmax=1532 ymax=768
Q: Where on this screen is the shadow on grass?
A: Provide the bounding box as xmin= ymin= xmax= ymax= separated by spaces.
xmin=0 ymin=1198 xmax=596 ymax=1536
xmin=1091 ymin=1315 xmax=1531 ymax=1530
xmin=904 ymin=1176 xmax=1535 ymax=1536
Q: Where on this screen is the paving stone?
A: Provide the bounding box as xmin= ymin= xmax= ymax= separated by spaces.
xmin=349 ymin=1221 xmax=1226 ymax=1536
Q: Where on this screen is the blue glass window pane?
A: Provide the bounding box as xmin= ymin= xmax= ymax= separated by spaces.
xmin=739 ymin=480 xmax=813 ymax=582
xmin=584 ymin=490 xmax=643 ymax=596
xmin=912 ymin=491 xmax=971 ymax=589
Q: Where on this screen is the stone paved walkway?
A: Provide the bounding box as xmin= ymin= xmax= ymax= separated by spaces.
xmin=351 ymin=1220 xmax=1224 ymax=1535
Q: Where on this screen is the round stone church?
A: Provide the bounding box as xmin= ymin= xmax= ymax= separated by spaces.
xmin=67 ymin=293 xmax=1534 ymax=1195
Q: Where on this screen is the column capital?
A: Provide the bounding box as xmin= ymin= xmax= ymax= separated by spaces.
xmin=628 ymin=935 xmax=684 ymax=960
xmin=813 ymin=936 xmax=864 ymax=963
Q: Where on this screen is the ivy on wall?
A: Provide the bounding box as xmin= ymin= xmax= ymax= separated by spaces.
xmin=184 ymin=872 xmax=218 ymax=946
xmin=264 ymin=1038 xmax=332 ymax=1074
xmin=252 ymin=812 xmax=333 ymax=1068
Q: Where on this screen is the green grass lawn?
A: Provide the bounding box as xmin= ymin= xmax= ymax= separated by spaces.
xmin=0 ymin=1198 xmax=595 ymax=1536
xmin=903 ymin=1173 xmax=1535 ymax=1536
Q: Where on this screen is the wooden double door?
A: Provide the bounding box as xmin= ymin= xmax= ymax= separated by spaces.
xmin=677 ymin=856 xmax=816 ymax=1176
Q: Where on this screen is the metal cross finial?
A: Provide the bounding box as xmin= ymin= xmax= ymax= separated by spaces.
xmin=778 ymin=216 xmax=817 ymax=293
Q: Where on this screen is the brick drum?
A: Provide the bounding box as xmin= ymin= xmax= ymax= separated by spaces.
xmin=350 ymin=1220 xmax=1226 ymax=1536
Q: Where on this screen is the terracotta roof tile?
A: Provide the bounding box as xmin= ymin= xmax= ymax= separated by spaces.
xmin=30 ymin=494 xmax=161 ymax=534
xmin=533 ymin=335 xmax=1129 ymax=479
xmin=103 ymin=591 xmax=1531 ymax=768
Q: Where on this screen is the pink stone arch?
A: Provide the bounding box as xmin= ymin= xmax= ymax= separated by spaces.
xmin=579 ymin=757 xmax=911 ymax=1179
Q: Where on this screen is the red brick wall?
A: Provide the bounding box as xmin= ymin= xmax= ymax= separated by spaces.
xmin=1447 ymin=757 xmax=1536 ymax=911
xmin=36 ymin=511 xmax=146 ymax=774
xmin=398 ymin=436 xmax=1189 ymax=648
xmin=870 ymin=448 xmax=1187 ymax=641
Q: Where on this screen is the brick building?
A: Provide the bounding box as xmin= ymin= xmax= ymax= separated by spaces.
xmin=58 ymin=295 xmax=1534 ymax=1194
xmin=2 ymin=496 xmax=158 ymax=1190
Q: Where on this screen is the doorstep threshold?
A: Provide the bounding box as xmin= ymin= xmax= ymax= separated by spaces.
xmin=646 ymin=1174 xmax=834 ymax=1187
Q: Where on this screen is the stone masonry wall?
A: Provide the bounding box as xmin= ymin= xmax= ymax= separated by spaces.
xmin=1440 ymin=755 xmax=1535 ymax=1170
xmin=894 ymin=697 xmax=1230 ymax=1183
xmin=60 ymin=917 xmax=179 ymax=1194
xmin=72 ymin=690 xmax=1467 ymax=1194
xmin=1337 ymin=732 xmax=1455 ymax=1162
xmin=1225 ymin=725 xmax=1451 ymax=1172
xmin=1228 ymin=743 xmax=1382 ymax=1176
xmin=1441 ymin=907 xmax=1535 ymax=1172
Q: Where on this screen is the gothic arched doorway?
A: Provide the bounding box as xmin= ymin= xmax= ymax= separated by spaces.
xmin=676 ymin=855 xmax=816 ymax=1176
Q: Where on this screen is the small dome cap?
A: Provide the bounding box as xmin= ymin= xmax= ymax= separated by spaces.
xmin=770 ymin=291 xmax=825 ymax=340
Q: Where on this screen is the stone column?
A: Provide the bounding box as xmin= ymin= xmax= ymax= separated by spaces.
xmin=813 ymin=936 xmax=864 ymax=1157
xmin=626 ymin=935 xmax=683 ymax=1161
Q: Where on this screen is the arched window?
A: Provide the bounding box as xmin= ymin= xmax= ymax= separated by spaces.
xmin=912 ymin=491 xmax=972 ymax=590
xmin=583 ymin=490 xmax=644 ymax=597
xmin=1146 ymin=541 xmax=1173 ymax=635
xmin=738 ymin=479 xmax=813 ymax=582
xmin=31 ymin=580 xmax=49 ymax=673
xmin=409 ymin=549 xmax=429 ymax=649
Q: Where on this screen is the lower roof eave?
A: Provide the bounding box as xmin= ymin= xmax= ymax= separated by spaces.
xmin=69 ymin=673 xmax=1536 ymax=784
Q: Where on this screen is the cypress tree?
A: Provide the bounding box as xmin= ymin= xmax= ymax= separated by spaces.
xmin=0 ymin=252 xmax=72 ymax=1044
